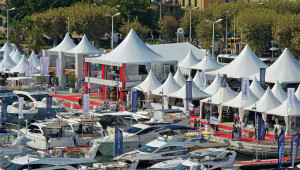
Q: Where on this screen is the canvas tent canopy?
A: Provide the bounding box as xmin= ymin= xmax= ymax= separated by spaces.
xmin=271 ymin=80 xmax=287 ymax=102
xmin=65 ymin=34 xmax=102 ymax=55
xmin=11 ymin=49 xmax=23 ymax=64
xmin=177 ymin=49 xmax=199 ymax=75
xmin=222 ymin=88 xmax=259 ymax=108
xmin=151 ymin=73 xmax=181 ymax=96
xmin=0 ymin=52 xmax=16 ymax=71
xmin=250 ymin=77 xmax=265 ymax=98
xmin=207 ymin=45 xmax=268 ymax=78
xmin=134 ymin=70 xmax=161 ymax=92
xmin=173 ymin=69 xmax=186 ymax=87
xmin=193 ymin=71 xmax=208 ymax=90
xmin=201 ymin=84 xmax=237 ymax=105
xmin=9 ymin=49 xmax=16 ymax=58
xmin=203 ymin=73 xmax=221 ymax=95
xmin=295 ymin=85 xmax=300 ymax=101
xmin=0 ymin=42 xmax=13 ymax=54
xmin=10 ymin=55 xmax=39 ymax=74
xmin=48 ymin=32 xmax=76 ymax=53
xmin=28 ymin=51 xmax=40 ymax=68
xmin=189 ymin=52 xmax=223 ymax=72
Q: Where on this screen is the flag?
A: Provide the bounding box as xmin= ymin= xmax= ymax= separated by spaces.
xmin=46 ymin=96 xmax=52 ymax=118
xmin=186 ymin=81 xmax=192 ymax=101
xmin=221 ymin=74 xmax=227 ymax=88
xmin=278 ymin=131 xmax=285 ymax=170
xmin=56 ymin=58 xmax=61 ymax=78
xmin=242 ymin=77 xmax=249 ymax=100
xmin=83 ymin=94 xmax=90 ymax=114
xmin=131 ymin=90 xmax=138 ymax=112
xmin=210 ymin=116 xmax=220 ymax=125
xmin=260 ymin=68 xmax=266 ymax=88
xmin=288 ymin=88 xmax=295 ymax=108
xmin=291 ymin=133 xmax=299 ymax=167
xmin=18 ymin=97 xmax=24 ymax=119
xmin=114 ymin=127 xmax=123 ymax=155
xmin=199 ymin=72 xmax=206 ymax=90
xmin=189 ymin=103 xmax=194 ymax=111
xmin=1 ymin=102 xmax=8 ymax=123
xmin=257 ymin=114 xmax=265 ymax=140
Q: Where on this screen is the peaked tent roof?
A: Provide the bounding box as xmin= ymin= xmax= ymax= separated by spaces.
xmin=168 ymin=76 xmax=210 ymax=100
xmin=295 ymin=85 xmax=300 ymax=101
xmin=174 ymin=69 xmax=186 ymax=87
xmin=90 ymin=29 xmax=174 ymax=65
xmin=178 ymin=49 xmax=199 ymax=74
xmin=244 ymin=87 xmax=281 ymax=112
xmin=0 ymin=52 xmax=16 ymax=71
xmin=190 ymin=52 xmax=223 ymax=71
xmin=65 ymin=34 xmax=102 ymax=55
xmin=203 ymin=73 xmax=222 ymax=95
xmin=134 ymin=70 xmax=161 ymax=92
xmin=207 ymin=45 xmax=268 ymax=78
xmin=271 ymin=80 xmax=287 ymax=102
xmin=22 ymin=54 xmax=29 ymax=65
xmin=11 ymin=49 xmax=22 ymax=64
xmin=0 ymin=42 xmax=12 ymax=54
xmin=223 ymin=89 xmax=259 ymax=108
xmin=252 ymin=48 xmax=300 ymax=83
xmin=193 ymin=71 xmax=208 ymax=90
xmin=151 ymin=73 xmax=181 ymax=96
xmin=201 ymin=84 xmax=237 ymax=105
xmin=266 ymin=98 xmax=300 ymax=116
xmin=9 ymin=49 xmax=16 ymax=58
xmin=10 ymin=55 xmax=39 ymax=74
xmin=28 ymin=51 xmax=40 ymax=68
xmin=48 ymin=32 xmax=76 ymax=53
xmin=250 ymin=77 xmax=265 ymax=98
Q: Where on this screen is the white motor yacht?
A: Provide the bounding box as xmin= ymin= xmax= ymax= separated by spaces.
xmin=150 ymin=148 xmax=237 ymax=169
xmin=14 ymin=90 xmax=66 ymax=119
xmin=114 ymin=126 xmax=210 ymax=167
xmin=4 ymin=140 xmax=101 ymax=170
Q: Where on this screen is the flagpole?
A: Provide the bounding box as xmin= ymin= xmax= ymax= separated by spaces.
xmin=253 ymin=103 xmax=260 ymax=161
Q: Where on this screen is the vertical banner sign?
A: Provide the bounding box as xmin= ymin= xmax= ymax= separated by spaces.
xmin=189 ymin=103 xmax=194 ymax=111
xmin=131 ymin=90 xmax=138 ymax=112
xmin=242 ymin=77 xmax=249 ymax=100
xmin=221 ymin=74 xmax=227 ymax=88
xmin=164 ymin=96 xmax=168 ymax=109
xmin=1 ymin=102 xmax=8 ymax=123
xmin=56 ymin=58 xmax=61 ymax=78
xmin=278 ymin=131 xmax=285 ymax=170
xmin=186 ymin=81 xmax=192 ymax=101
xmin=288 ymin=88 xmax=295 ymax=108
xmin=114 ymin=127 xmax=123 ymax=155
xmin=40 ymin=58 xmax=44 ymax=76
xmin=18 ymin=97 xmax=24 ymax=119
xmin=199 ymin=72 xmax=206 ymax=90
xmin=46 ymin=96 xmax=52 ymax=118
xmin=257 ymin=114 xmax=265 ymax=140
xmin=83 ymin=94 xmax=90 ymax=114
xmin=291 ymin=133 xmax=299 ymax=167
xmin=260 ymin=68 xmax=266 ymax=88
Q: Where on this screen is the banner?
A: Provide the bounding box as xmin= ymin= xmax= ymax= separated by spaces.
xmin=278 ymin=131 xmax=285 ymax=170
xmin=189 ymin=103 xmax=194 ymax=111
xmin=199 ymin=72 xmax=206 ymax=90
xmin=131 ymin=90 xmax=138 ymax=112
xmin=288 ymin=88 xmax=295 ymax=108
xmin=46 ymin=96 xmax=52 ymax=118
xmin=1 ymin=102 xmax=8 ymax=123
xmin=257 ymin=114 xmax=265 ymax=140
xmin=210 ymin=116 xmax=220 ymax=125
xmin=163 ymin=96 xmax=168 ymax=109
xmin=18 ymin=97 xmax=24 ymax=119
xmin=242 ymin=77 xmax=249 ymax=100
xmin=260 ymin=68 xmax=266 ymax=88
xmin=221 ymin=74 xmax=227 ymax=88
xmin=40 ymin=58 xmax=44 ymax=76
xmin=56 ymin=58 xmax=61 ymax=78
xmin=82 ymin=94 xmax=90 ymax=114
xmin=291 ymin=133 xmax=299 ymax=167
xmin=186 ymin=81 xmax=192 ymax=101
xmin=114 ymin=127 xmax=123 ymax=155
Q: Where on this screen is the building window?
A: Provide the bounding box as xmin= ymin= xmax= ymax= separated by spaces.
xmin=175 ymin=0 xmax=178 ymax=4
xmin=194 ymin=0 xmax=197 ymax=7
xmin=225 ymin=0 xmax=229 ymax=2
xmin=188 ymin=0 xmax=191 ymax=6
xmin=0 ymin=18 xmax=3 ymax=27
xmin=182 ymin=0 xmax=185 ymax=6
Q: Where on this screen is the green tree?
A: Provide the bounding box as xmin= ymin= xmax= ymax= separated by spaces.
xmin=291 ymin=31 xmax=300 ymax=59
xmin=119 ymin=17 xmax=150 ymax=40
xmin=158 ymin=15 xmax=179 ymax=40
xmin=9 ymin=20 xmax=22 ymax=49
xmin=27 ymin=25 xmax=45 ymax=54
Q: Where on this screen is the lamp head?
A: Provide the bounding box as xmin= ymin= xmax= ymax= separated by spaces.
xmin=216 ymin=19 xmax=223 ymax=23
xmin=116 ymin=5 xmax=121 ymax=8
xmin=10 ymin=7 xmax=16 ymax=11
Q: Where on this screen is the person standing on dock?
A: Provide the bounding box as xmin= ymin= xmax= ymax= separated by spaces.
xmin=233 ymin=125 xmax=238 ymax=140
xmin=265 ymin=122 xmax=269 ymax=135
xmin=273 ymin=127 xmax=278 ymax=144
xmin=194 ymin=119 xmax=197 ymax=128
xmin=232 ymin=124 xmax=235 ymax=139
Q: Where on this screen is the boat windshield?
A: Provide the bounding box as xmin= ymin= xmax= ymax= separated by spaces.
xmin=31 ymin=94 xmax=51 ymax=101
xmin=138 ymin=145 xmax=158 ymax=153
xmin=0 ymin=93 xmax=18 ymax=105
xmin=6 ymin=163 xmax=24 ymax=170
xmin=174 ymin=164 xmax=190 ymax=170
xmin=123 ymin=117 xmax=138 ymax=125
xmin=124 ymin=127 xmax=142 ymax=134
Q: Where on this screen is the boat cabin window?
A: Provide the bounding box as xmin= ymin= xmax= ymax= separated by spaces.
xmin=62 ymin=125 xmax=72 ymax=131
xmin=45 ymin=127 xmax=63 ymax=138
xmin=162 ymin=150 xmax=188 ymax=157
xmin=124 ymin=127 xmax=142 ymax=134
xmin=138 ymin=145 xmax=158 ymax=153
xmin=0 ymin=94 xmax=18 ymax=105
xmin=136 ymin=127 xmax=161 ymax=135
xmin=28 ymin=125 xmax=42 ymax=134
xmin=159 ymin=130 xmax=178 ymax=136
xmin=31 ymin=94 xmax=51 ymax=101
xmin=157 ymin=146 xmax=186 ymax=153
xmin=15 ymin=94 xmax=33 ymax=102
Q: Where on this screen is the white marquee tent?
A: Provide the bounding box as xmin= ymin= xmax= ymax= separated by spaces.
xmin=0 ymin=52 xmax=16 ymax=71
xmin=10 ymin=55 xmax=39 ymax=74
xmin=0 ymin=42 xmax=12 ymax=54
xmin=252 ymin=48 xmax=300 ymax=83
xmin=11 ymin=49 xmax=22 ymax=64
xmin=223 ymin=89 xmax=259 ymax=108
xmin=202 ymin=84 xmax=237 ymax=105
xmin=250 ymin=77 xmax=265 ymax=98
xmin=48 ymin=32 xmax=76 ymax=53
xmin=66 ymin=34 xmax=102 ymax=55
xmin=271 ymin=80 xmax=287 ymax=102
xmin=207 ymin=45 xmax=268 ymax=78
xmin=28 ymin=51 xmax=40 ymax=68
xmin=295 ymin=85 xmax=300 ymax=101
xmin=203 ymin=73 xmax=222 ymax=95
xmin=152 ymin=73 xmax=181 ymax=96
xmin=178 ymin=49 xmax=199 ymax=75
xmin=193 ymin=71 xmax=208 ymax=90
xmin=134 ymin=70 xmax=161 ymax=92
xmin=9 ymin=49 xmax=16 ymax=58
xmin=189 ymin=52 xmax=223 ymax=72
xmin=173 ymin=69 xmax=186 ymax=87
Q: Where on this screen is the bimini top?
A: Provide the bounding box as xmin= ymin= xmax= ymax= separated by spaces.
xmin=65 ymin=34 xmax=102 ymax=55
xmin=164 ymin=125 xmax=196 ymax=130
xmin=87 ymin=29 xmax=175 ymax=65
xmin=48 ymin=32 xmax=76 ymax=53
xmin=207 ymin=45 xmax=268 ymax=78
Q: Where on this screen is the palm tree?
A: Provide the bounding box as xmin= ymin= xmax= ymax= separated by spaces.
xmin=27 ymin=26 xmax=45 ymax=54
xmin=9 ymin=20 xmax=22 ymax=49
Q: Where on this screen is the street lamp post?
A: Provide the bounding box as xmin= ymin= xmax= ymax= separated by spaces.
xmin=159 ymin=89 xmax=164 ymax=109
xmin=205 ymin=19 xmax=223 ymax=59
xmin=226 ymin=11 xmax=230 ymax=54
xmin=1 ymin=7 xmax=16 ymax=42
xmin=182 ymin=6 xmax=199 ymax=43
xmin=152 ymin=0 xmax=162 ymax=21
xmin=105 ymin=12 xmax=121 ymax=50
